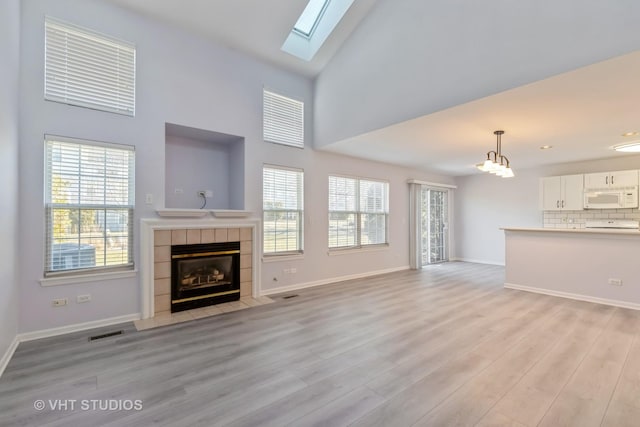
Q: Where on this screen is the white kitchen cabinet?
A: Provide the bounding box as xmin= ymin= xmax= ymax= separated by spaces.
xmin=540 ymin=174 xmax=584 ymax=211
xmin=584 ymin=170 xmax=638 ymax=188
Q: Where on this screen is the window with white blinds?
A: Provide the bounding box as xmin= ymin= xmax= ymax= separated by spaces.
xmin=45 ymin=136 xmax=135 ymax=276
xmin=263 ymin=166 xmax=304 ymax=255
xmin=263 ymin=89 xmax=304 ymax=148
xmin=328 ymin=176 xmax=389 ymax=249
xmin=45 ymin=16 xmax=136 ymax=116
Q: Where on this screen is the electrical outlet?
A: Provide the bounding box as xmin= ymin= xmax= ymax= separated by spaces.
xmin=77 ymin=294 xmax=91 ymax=303
xmin=283 ymin=268 xmax=290 ymax=274
xmin=52 ymin=298 xmax=68 ymax=307
xmin=145 ymin=193 xmax=153 ymax=204
xmin=197 ymin=190 xmax=213 ymax=198
xmin=608 ymin=278 xmax=623 ymax=286
xmin=290 ymin=268 xmax=297 ymax=274
xmin=174 ymin=188 xmax=183 ymax=194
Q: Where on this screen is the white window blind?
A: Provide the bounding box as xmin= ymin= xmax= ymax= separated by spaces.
xmin=328 ymin=176 xmax=389 ymax=249
xmin=45 ymin=136 xmax=135 ymax=276
xmin=263 ymin=166 xmax=304 ymax=254
xmin=263 ymin=89 xmax=304 ymax=148
xmin=45 ymin=16 xmax=136 ymax=116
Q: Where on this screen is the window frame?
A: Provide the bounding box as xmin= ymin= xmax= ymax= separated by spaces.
xmin=44 ymin=135 xmax=135 ymax=277
xmin=262 ymin=164 xmax=305 ymax=257
xmin=263 ymin=88 xmax=305 ymax=149
xmin=44 ymin=16 xmax=136 ymax=116
xmin=328 ymin=174 xmax=389 ymax=251
xmin=293 ymin=0 xmax=331 ymax=38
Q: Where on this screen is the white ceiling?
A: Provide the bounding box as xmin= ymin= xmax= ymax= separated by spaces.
xmin=324 ymin=51 xmax=640 ymax=176
xmin=106 ymin=0 xmax=640 ymax=177
xmin=107 ymin=0 xmax=378 ymax=77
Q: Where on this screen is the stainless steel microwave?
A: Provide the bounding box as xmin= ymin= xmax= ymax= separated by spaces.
xmin=584 ymin=187 xmax=638 ymax=209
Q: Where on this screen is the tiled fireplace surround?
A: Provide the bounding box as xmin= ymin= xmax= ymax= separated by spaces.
xmin=140 ymin=217 xmax=261 ymax=319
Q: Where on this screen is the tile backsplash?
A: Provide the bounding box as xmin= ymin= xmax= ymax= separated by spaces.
xmin=543 ymin=208 xmax=640 ymax=229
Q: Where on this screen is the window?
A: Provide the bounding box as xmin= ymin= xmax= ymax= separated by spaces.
xmin=328 ymin=176 xmax=389 ymax=249
xmin=45 ymin=16 xmax=136 ymax=116
xmin=263 ymin=166 xmax=304 ymax=255
xmin=293 ymin=0 xmax=330 ymax=37
xmin=282 ymin=0 xmax=355 ymax=61
xmin=263 ymin=89 xmax=304 ymax=148
xmin=45 ymin=136 xmax=135 ymax=276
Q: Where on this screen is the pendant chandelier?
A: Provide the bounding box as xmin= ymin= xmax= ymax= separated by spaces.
xmin=476 ymin=130 xmax=514 ymax=178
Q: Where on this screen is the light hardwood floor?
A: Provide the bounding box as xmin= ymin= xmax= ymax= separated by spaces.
xmin=1 ymin=262 xmax=639 ymax=426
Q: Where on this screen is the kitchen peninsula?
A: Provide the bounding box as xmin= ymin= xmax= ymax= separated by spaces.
xmin=502 ymin=227 xmax=640 ymax=309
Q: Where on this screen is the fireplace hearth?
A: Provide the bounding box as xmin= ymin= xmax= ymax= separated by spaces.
xmin=171 ymin=241 xmax=240 ymax=312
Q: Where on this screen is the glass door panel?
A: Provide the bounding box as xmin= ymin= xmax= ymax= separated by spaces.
xmin=421 ymin=187 xmax=449 ymax=265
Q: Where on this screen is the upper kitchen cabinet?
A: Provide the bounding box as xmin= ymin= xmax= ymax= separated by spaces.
xmin=540 ymin=174 xmax=584 ymax=211
xmin=584 ymin=170 xmax=638 ymax=188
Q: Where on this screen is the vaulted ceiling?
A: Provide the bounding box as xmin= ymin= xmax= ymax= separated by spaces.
xmin=107 ymin=0 xmax=378 ymax=77
xmin=106 ymin=0 xmax=640 ymax=176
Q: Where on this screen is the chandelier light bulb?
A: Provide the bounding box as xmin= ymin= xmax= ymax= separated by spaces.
xmin=477 ymin=130 xmax=514 ymax=178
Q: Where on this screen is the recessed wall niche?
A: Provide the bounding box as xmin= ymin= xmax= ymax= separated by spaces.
xmin=165 ymin=123 xmax=245 ymax=210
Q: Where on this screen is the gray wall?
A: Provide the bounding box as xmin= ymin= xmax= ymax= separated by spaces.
xmin=0 ymin=0 xmax=20 ymax=358
xmin=17 ymin=0 xmax=455 ymax=333
xmin=454 ymin=154 xmax=640 ymax=265
xmin=165 ymin=136 xmax=232 ymax=210
xmin=315 ymin=0 xmax=640 ymax=147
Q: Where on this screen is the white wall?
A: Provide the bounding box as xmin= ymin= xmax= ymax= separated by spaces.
xmin=260 ymin=150 xmax=454 ymax=292
xmin=454 ymin=170 xmax=542 ymax=265
xmin=315 ymin=0 xmax=640 ymax=147
xmin=454 ymin=154 xmax=640 ymax=265
xmin=0 ymin=0 xmax=21 ymax=361
xmin=18 ymin=0 xmax=313 ymax=332
xmin=17 ymin=0 xmax=455 ymax=332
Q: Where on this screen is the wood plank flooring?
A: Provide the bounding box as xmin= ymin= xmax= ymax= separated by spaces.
xmin=1 ymin=262 xmax=639 ymax=426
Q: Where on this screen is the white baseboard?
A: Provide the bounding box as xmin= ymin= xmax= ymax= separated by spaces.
xmin=18 ymin=313 xmax=141 ymax=343
xmin=504 ymin=283 xmax=640 ymax=311
xmin=450 ymin=257 xmax=505 ymax=266
xmin=0 ymin=313 xmax=141 ymax=379
xmin=261 ymin=265 xmax=411 ymax=296
xmin=0 ymin=335 xmax=20 ymax=379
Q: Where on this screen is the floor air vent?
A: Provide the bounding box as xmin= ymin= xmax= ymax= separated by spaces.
xmin=282 ymin=294 xmax=299 ymax=299
xmin=88 ymin=330 xmax=123 ymax=342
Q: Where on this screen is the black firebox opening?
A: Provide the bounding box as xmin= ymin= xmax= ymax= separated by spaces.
xmin=171 ymin=241 xmax=240 ymax=312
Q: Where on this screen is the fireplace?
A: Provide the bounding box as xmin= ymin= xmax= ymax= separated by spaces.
xmin=171 ymin=241 xmax=240 ymax=312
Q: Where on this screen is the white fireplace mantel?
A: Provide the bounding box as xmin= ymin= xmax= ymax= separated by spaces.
xmin=140 ymin=216 xmax=262 ymax=319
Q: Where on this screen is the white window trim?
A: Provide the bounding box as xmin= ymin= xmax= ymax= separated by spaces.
xmin=263 ymin=88 xmax=304 ymax=149
xmin=40 ymin=269 xmax=138 ymax=287
xmin=327 ymin=244 xmax=389 ymax=256
xmin=282 ymin=0 xmax=356 ymax=61
xmin=44 ymin=134 xmax=135 ymax=277
xmin=263 ymin=164 xmax=305 ymax=256
xmin=328 ymin=174 xmax=390 ymax=251
xmin=262 ymin=254 xmax=305 ymax=263
xmin=45 ymin=16 xmax=136 ymax=116
xmin=293 ymin=0 xmax=331 ymax=38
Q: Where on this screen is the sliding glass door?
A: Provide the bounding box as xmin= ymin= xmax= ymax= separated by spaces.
xmin=421 ymin=187 xmax=449 ymax=265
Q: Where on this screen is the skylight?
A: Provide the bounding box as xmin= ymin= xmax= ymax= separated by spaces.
xmin=282 ymin=0 xmax=355 ymax=62
xmin=293 ymin=0 xmax=330 ymax=38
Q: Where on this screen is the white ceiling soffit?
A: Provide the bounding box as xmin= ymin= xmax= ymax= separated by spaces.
xmin=321 ymin=51 xmax=640 ymax=176
xmin=106 ymin=0 xmax=378 ymax=77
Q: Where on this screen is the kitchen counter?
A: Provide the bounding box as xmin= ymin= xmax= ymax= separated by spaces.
xmin=502 ymin=227 xmax=640 ymax=235
xmin=502 ymin=227 xmax=640 ymax=309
